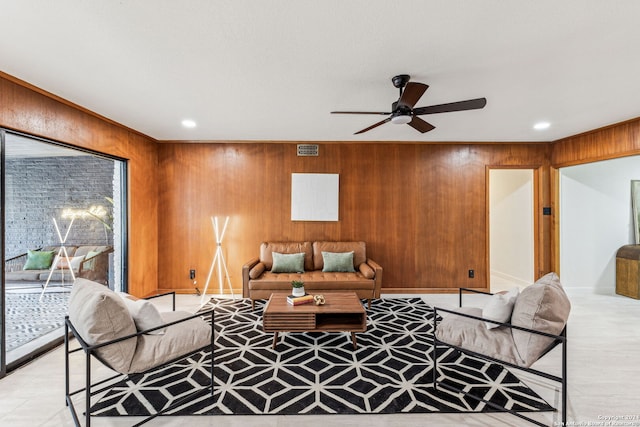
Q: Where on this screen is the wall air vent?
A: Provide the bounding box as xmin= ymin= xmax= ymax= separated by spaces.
xmin=297 ymin=144 xmax=319 ymax=156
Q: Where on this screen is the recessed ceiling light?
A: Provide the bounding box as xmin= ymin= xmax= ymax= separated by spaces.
xmin=181 ymin=119 xmax=197 ymax=128
xmin=533 ymin=121 xmax=550 ymax=130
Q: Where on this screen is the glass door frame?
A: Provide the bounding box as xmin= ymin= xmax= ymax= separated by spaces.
xmin=1 ymin=128 xmax=6 ymax=378
xmin=0 ymin=128 xmax=129 ymax=377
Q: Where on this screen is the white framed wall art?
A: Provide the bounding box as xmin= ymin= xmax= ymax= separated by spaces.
xmin=291 ymin=173 xmax=339 ymax=221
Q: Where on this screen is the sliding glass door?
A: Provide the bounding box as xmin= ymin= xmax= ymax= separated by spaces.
xmin=0 ymin=129 xmax=128 ymax=375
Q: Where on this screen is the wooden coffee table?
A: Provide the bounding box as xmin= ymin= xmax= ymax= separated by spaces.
xmin=262 ymin=292 xmax=367 ymax=349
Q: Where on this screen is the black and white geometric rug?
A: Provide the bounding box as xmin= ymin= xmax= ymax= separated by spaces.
xmin=91 ymin=297 xmax=552 ymax=416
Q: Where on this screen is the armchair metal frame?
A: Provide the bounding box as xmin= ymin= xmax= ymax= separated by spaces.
xmin=432 ymin=288 xmax=567 ymax=427
xmin=64 ymin=292 xmax=215 ymax=426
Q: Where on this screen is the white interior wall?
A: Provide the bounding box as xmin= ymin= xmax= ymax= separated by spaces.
xmin=489 ymin=169 xmax=534 ymax=290
xmin=560 ymin=155 xmax=640 ymax=292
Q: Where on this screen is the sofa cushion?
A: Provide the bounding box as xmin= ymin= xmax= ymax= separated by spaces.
xmin=38 ymin=270 xmax=76 ymax=281
xmin=511 ymin=272 xmax=570 ymax=367
xmin=271 ymin=252 xmax=305 ymax=273
xmin=322 ymin=251 xmax=356 ymax=272
xmin=118 ymin=294 xmax=166 ymax=335
xmin=250 ymin=271 xmax=375 ymax=288
xmin=358 ymin=262 xmax=375 ymax=279
xmin=5 ymin=270 xmax=42 ymax=281
xmin=435 ymin=307 xmax=523 ymax=366
xmin=42 ymin=245 xmax=78 ymax=256
xmin=313 ymin=241 xmax=366 ymax=270
xmin=249 ymin=262 xmax=266 ymax=279
xmin=85 ymin=250 xmax=101 ymax=260
xmin=83 ymin=249 xmax=103 ymax=270
xmin=128 ymin=311 xmax=212 ymax=373
xmin=68 ymin=278 xmax=137 ymax=373
xmin=54 ymin=254 xmax=86 ymax=271
xmin=23 ymin=249 xmax=55 ymax=270
xmin=74 ymin=246 xmax=110 ymax=257
xmin=260 ymin=242 xmax=313 ymax=271
xmin=482 ymin=287 xmax=519 ymax=329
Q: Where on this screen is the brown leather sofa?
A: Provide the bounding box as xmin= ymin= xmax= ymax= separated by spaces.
xmin=242 ymin=241 xmax=382 ymax=309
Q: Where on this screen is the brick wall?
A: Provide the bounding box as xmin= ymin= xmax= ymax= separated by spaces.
xmin=4 ymin=156 xmax=115 ymax=258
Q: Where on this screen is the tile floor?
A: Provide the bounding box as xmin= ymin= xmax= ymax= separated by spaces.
xmin=1 ymin=288 xmax=639 ymax=426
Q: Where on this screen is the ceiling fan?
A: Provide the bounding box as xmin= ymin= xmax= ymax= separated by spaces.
xmin=331 ymin=74 xmax=487 ymax=134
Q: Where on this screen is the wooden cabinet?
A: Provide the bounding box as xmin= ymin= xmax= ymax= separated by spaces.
xmin=616 ymin=245 xmax=640 ymax=299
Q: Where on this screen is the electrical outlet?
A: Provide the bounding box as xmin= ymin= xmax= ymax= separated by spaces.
xmin=190 ymin=269 xmax=196 ymax=280
xmin=468 ymin=269 xmax=475 ymax=278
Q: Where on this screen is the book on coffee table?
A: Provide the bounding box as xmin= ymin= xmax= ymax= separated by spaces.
xmin=287 ymin=294 xmax=314 ymax=305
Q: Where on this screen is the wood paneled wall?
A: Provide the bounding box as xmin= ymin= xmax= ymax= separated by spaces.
xmin=19 ymin=66 xmax=637 ymax=295
xmin=157 ymin=142 xmax=550 ymax=294
xmin=549 ymin=116 xmax=640 ymax=272
xmin=0 ymin=74 xmax=159 ymax=297
xmin=551 ymin=117 xmax=640 ymax=167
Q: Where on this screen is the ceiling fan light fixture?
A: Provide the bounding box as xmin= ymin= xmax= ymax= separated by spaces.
xmin=391 ymin=114 xmax=412 ymax=125
xmin=332 ymin=74 xmax=487 ymax=134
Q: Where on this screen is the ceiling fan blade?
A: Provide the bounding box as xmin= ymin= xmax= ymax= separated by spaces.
xmin=397 ymin=82 xmax=429 ymax=109
xmin=354 ymin=117 xmax=391 ymax=134
xmin=331 ymin=111 xmax=391 ymax=115
xmin=413 ymin=97 xmax=487 ymax=115
xmin=408 ymin=116 xmax=435 ymax=133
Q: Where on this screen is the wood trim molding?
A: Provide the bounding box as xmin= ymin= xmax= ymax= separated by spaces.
xmin=550 ymin=116 xmax=640 ymax=167
xmin=550 ymin=166 xmax=560 ymax=274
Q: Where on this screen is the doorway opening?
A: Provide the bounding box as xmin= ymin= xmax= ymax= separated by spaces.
xmin=489 ymin=168 xmax=535 ymax=293
xmin=559 ymin=155 xmax=640 ymax=292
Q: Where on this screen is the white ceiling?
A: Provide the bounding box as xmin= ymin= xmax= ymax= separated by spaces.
xmin=2 ymin=0 xmax=640 ymax=143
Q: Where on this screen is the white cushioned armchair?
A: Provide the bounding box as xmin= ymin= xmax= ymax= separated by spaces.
xmin=65 ymin=278 xmax=214 ymax=426
xmin=432 ymin=272 xmax=570 ymax=426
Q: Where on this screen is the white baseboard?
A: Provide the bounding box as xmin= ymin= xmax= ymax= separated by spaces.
xmin=490 ymin=269 xmax=533 ymax=290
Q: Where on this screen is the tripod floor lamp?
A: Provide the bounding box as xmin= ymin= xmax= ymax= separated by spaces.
xmin=41 ymin=217 xmax=76 ymax=301
xmin=201 ymin=216 xmax=234 ymax=305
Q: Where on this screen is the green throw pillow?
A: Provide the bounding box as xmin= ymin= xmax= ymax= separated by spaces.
xmin=85 ymin=250 xmax=101 ymax=259
xmin=23 ymin=249 xmax=55 ymax=270
xmin=271 ymin=252 xmax=305 ymax=273
xmin=322 ymin=251 xmax=355 ymax=272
